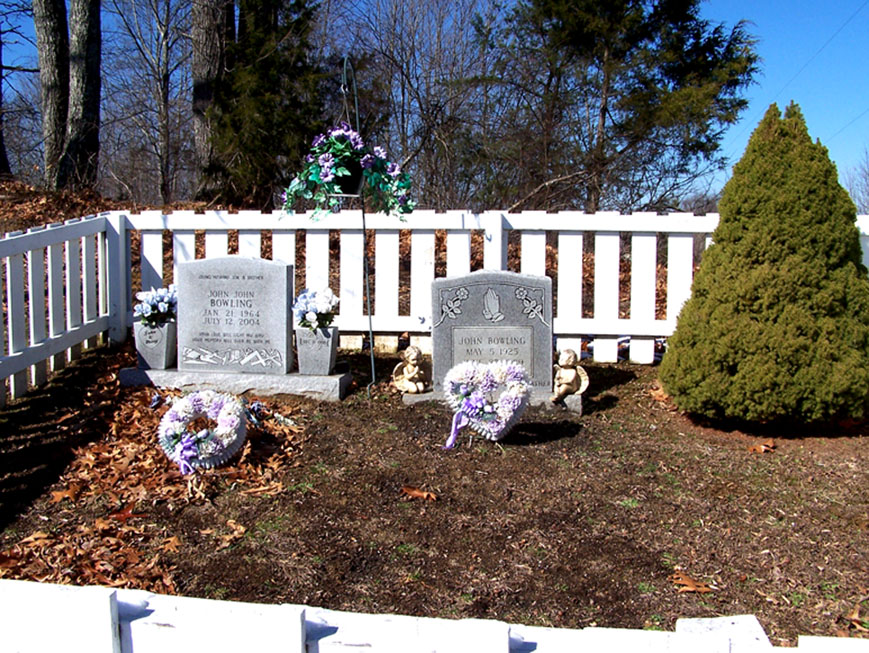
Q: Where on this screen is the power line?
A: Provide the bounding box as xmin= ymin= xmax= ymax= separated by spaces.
xmin=827 ymin=105 xmax=869 ymax=143
xmin=721 ymin=0 xmax=869 ymax=156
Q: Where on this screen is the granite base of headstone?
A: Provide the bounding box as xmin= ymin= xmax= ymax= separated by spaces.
xmin=119 ymin=367 xmax=352 ymax=402
xmin=120 ymin=256 xmax=351 ymax=401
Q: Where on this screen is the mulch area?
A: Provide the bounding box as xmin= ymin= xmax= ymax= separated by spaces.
xmin=0 ymin=343 xmax=866 ymax=647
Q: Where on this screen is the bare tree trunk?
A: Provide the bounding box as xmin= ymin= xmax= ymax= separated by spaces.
xmin=158 ymin=0 xmax=171 ymax=203
xmin=0 ymin=30 xmax=13 ymax=176
xmin=56 ymin=0 xmax=101 ymax=189
xmin=587 ymin=46 xmax=610 ymax=213
xmin=192 ymin=0 xmax=230 ymax=198
xmin=32 ymin=0 xmax=69 ymax=188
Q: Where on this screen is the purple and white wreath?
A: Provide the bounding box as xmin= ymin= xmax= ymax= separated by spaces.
xmin=158 ymin=390 xmax=247 ymax=474
xmin=443 ymin=360 xmax=530 ymax=449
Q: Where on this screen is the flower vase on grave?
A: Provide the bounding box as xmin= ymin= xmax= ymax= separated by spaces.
xmin=296 ymin=326 xmax=339 ymax=375
xmin=134 ymin=320 xmax=177 ymax=370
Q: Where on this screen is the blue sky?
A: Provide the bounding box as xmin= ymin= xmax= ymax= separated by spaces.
xmin=700 ymin=0 xmax=869 ymax=192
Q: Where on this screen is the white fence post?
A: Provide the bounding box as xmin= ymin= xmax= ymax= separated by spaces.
xmin=410 ymin=228 xmax=435 ymax=347
xmin=374 ymin=228 xmax=400 ymax=351
xmin=26 ymin=227 xmax=48 ymax=385
xmin=305 ymin=228 xmax=330 ymax=291
xmin=556 ymin=229 xmax=583 ymax=353
xmin=106 ymin=212 xmax=130 ymax=344
xmin=520 ymin=214 xmax=547 ymax=276
xmin=338 ymin=227 xmax=364 ymax=348
xmin=271 ymin=228 xmax=295 ymax=266
xmin=83 ymin=230 xmax=99 ymax=348
xmin=47 ymin=223 xmax=67 ymax=365
xmin=666 ymin=227 xmax=696 ymax=323
xmin=593 ymin=229 xmax=620 ymax=362
xmin=629 ymin=229 xmax=657 ymax=364
xmin=446 ymin=227 xmax=471 ymax=277
xmin=5 ymin=232 xmax=27 ymax=397
xmin=237 ymin=210 xmax=262 ymax=257
xmin=65 ymin=220 xmax=83 ymax=362
xmin=172 ymin=223 xmax=196 ymax=284
xmin=481 ymin=211 xmax=507 ymax=271
xmin=140 ymin=210 xmax=164 ymax=293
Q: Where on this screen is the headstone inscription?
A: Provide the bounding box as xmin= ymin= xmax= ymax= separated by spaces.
xmin=431 ymin=270 xmax=553 ymax=390
xmin=177 ymin=256 xmax=293 ymax=375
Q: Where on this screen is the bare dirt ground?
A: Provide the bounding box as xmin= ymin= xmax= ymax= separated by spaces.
xmin=0 ymin=343 xmax=866 ymax=647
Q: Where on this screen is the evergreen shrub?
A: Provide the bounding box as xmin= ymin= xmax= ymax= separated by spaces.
xmin=659 ymin=103 xmax=869 ymax=422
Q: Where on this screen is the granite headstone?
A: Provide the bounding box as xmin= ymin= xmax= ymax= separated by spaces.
xmin=177 ymin=256 xmax=293 ymax=374
xmin=431 ymin=270 xmax=553 ymax=390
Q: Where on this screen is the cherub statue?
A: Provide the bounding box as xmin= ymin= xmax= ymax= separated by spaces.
xmin=392 ymin=345 xmax=429 ymax=394
xmin=551 ymin=349 xmax=589 ymax=404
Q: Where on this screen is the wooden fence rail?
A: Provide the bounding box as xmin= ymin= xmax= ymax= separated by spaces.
xmin=2 ymin=210 xmax=869 ymax=404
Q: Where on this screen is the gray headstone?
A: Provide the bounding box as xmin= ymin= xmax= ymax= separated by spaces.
xmin=431 ymin=270 xmax=553 ymax=390
xmin=177 ymin=256 xmax=293 ymax=374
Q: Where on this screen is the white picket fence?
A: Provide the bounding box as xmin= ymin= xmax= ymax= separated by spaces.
xmin=3 ymin=579 xmax=865 ymax=652
xmin=3 ymin=209 xmax=869 ymax=405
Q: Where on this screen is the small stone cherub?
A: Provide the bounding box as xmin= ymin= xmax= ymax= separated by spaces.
xmin=551 ymin=348 xmax=589 ymax=404
xmin=392 ymin=345 xmax=429 ymax=394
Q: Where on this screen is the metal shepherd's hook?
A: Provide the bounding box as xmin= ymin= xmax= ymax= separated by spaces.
xmin=339 ymin=56 xmax=377 ymax=398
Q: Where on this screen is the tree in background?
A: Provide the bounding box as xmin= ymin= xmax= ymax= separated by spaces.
xmin=0 ymin=0 xmax=41 ymax=184
xmin=484 ymin=0 xmax=758 ymax=212
xmin=846 ymin=147 xmax=869 ymax=213
xmin=31 ymin=0 xmax=67 ymax=187
xmin=203 ymin=0 xmax=322 ymax=207
xmin=660 ymin=103 xmax=869 ymax=423
xmin=102 ymin=0 xmax=191 ymax=205
xmin=331 ymin=0 xmax=501 ymax=210
xmin=32 ymin=0 xmax=101 ymax=190
xmin=191 ymin=0 xmax=233 ymax=200
xmin=11 ymin=0 xmax=759 ymax=207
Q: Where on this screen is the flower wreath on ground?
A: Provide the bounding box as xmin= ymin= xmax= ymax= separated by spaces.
xmin=158 ymin=390 xmax=247 ymax=474
xmin=443 ymin=360 xmax=530 ymax=449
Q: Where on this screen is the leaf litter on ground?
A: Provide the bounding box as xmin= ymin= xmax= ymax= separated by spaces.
xmin=0 ymin=371 xmax=309 ymax=595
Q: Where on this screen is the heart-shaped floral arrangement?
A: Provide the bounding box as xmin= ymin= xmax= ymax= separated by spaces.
xmin=443 ymin=360 xmax=530 ymax=449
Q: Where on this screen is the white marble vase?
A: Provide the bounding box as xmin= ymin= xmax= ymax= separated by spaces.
xmin=296 ymin=326 xmax=338 ymax=375
xmin=134 ymin=320 xmax=177 ymax=370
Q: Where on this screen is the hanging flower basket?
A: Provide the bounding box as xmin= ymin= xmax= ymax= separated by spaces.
xmin=157 ymin=390 xmax=247 ymax=474
xmin=282 ymin=122 xmax=414 ymax=219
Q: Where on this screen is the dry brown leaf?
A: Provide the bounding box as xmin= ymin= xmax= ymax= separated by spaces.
xmin=669 ymin=571 xmax=713 ymax=593
xmin=49 ymin=483 xmax=81 ymax=504
xmin=241 ymin=481 xmax=283 ymax=496
xmin=649 ymin=384 xmax=669 ymax=403
xmin=845 ymin=604 xmax=869 ymax=632
xmin=161 ymin=536 xmax=182 ymax=553
xmin=748 ymin=439 xmax=776 ymax=454
xmin=216 ymin=520 xmax=247 ymax=550
xmin=109 ymin=503 xmax=147 ymax=523
xmin=401 ymin=485 xmax=437 ymax=501
xmin=19 ymin=532 xmax=53 ymax=546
